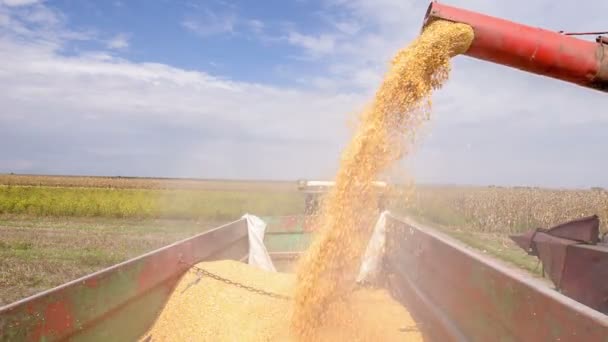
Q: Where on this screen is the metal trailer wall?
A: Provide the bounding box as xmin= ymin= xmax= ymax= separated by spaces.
xmin=0 ymin=219 xmax=250 ymax=342
xmin=384 ymin=214 xmax=608 ymax=342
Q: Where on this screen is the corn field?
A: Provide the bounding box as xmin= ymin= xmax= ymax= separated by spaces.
xmin=400 ymin=186 xmax=608 ymax=234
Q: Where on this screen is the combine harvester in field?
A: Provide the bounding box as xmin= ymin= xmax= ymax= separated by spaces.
xmin=1 ymin=2 xmax=608 ymax=341
xmin=297 ymin=179 xmax=388 ymax=215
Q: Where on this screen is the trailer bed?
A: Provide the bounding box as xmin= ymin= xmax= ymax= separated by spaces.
xmin=1 ymin=215 xmax=607 ymax=341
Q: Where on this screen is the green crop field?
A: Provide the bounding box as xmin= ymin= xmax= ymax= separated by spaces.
xmin=1 ymin=174 xmax=607 ymax=306
xmin=0 ymin=185 xmax=303 ymax=220
xmin=0 ymin=175 xmax=305 ymax=305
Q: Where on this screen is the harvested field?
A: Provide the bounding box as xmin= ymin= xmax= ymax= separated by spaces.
xmin=0 ymin=216 xmax=220 ymax=305
xmin=0 ymin=174 xmax=297 ymax=191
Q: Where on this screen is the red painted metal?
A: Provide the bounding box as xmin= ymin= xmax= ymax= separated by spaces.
xmin=0 ymin=219 xmax=249 ymax=342
xmin=383 ymin=215 xmax=608 ymax=341
xmin=423 ymin=2 xmax=608 ymax=91
xmin=533 ymin=233 xmax=578 ymax=287
xmin=562 ymin=244 xmax=608 ymax=314
xmin=264 ymin=215 xmax=316 ymax=233
xmin=546 ymin=215 xmax=600 ymax=243
xmin=510 ymin=215 xmax=608 ymax=313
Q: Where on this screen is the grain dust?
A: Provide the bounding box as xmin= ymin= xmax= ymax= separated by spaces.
xmin=291 ymin=20 xmax=474 ymax=339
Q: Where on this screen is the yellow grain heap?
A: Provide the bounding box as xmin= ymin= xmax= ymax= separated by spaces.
xmin=143 ymin=260 xmax=422 ymax=341
xmin=291 ymin=20 xmax=474 ymax=339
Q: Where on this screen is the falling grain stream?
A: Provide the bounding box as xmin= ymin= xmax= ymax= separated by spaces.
xmin=144 ymin=20 xmax=474 ymax=341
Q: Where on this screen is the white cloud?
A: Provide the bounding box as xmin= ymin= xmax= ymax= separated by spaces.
xmin=106 ymin=33 xmax=129 ymax=50
xmin=287 ymin=32 xmax=336 ymax=56
xmin=24 ymin=3 xmax=59 ymax=25
xmin=1 ymin=0 xmax=38 ymax=7
xmin=0 ymin=12 xmax=360 ymax=178
xmin=247 ymin=19 xmax=264 ymax=34
xmin=2 ymin=0 xmax=608 ymax=187
xmin=0 ymin=2 xmax=90 ymax=43
xmin=182 ymin=10 xmax=235 ymax=37
xmin=334 ymin=20 xmax=360 ymax=35
xmin=0 ymin=159 xmax=34 ymax=171
xmin=181 ymin=10 xmax=270 ymax=41
xmin=0 ymin=12 xmax=9 ymax=25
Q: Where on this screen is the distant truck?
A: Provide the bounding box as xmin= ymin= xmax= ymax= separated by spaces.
xmin=296 ymin=179 xmax=388 ymax=215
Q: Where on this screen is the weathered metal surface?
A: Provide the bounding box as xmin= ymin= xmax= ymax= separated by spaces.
xmin=423 ymin=2 xmax=608 ymax=92
xmin=264 ymin=232 xmax=312 ymax=253
xmin=0 ymin=219 xmax=249 ymax=342
xmin=264 ymin=215 xmax=311 ymax=233
xmin=263 ymin=215 xmax=315 ymax=253
xmin=597 ymin=36 xmax=608 ymax=45
xmin=511 ymin=215 xmax=608 ymax=313
xmin=533 ymin=233 xmax=578 ymax=287
xmin=269 ymin=252 xmax=301 ymax=272
xmin=383 ymin=215 xmax=608 ymax=342
xmin=562 ymin=244 xmax=608 ymax=314
xmin=546 ymin=215 xmax=600 ymax=243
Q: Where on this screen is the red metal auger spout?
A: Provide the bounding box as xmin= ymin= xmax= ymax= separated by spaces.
xmin=423 ymin=2 xmax=608 ymax=92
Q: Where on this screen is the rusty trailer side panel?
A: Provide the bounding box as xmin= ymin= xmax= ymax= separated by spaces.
xmin=383 ymin=215 xmax=608 ymax=342
xmin=0 ymin=218 xmax=249 ymax=342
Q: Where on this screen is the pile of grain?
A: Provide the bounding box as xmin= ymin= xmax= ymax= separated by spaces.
xmin=143 ymin=260 xmax=421 ymax=341
xmin=291 ymin=20 xmax=474 ymax=338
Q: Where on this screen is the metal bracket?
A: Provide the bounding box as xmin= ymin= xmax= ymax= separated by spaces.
xmin=558 ymin=30 xmax=608 ymax=36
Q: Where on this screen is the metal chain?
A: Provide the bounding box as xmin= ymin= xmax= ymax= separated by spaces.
xmin=188 ymin=265 xmax=292 ymax=301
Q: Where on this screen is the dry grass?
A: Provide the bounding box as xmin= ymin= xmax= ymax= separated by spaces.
xmin=389 ymin=185 xmax=608 ymax=276
xmin=400 ymin=185 xmax=608 ymax=234
xmin=0 ymin=173 xmax=296 ymax=191
xmin=0 ymin=215 xmax=220 ymax=306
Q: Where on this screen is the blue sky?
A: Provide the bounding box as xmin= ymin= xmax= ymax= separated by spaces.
xmin=1 ymin=0 xmax=607 ymax=188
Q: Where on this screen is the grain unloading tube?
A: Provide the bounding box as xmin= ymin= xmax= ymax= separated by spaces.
xmin=423 ymin=2 xmax=608 ymax=91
